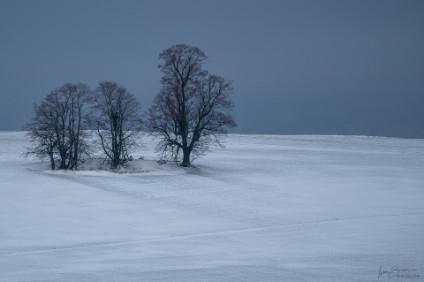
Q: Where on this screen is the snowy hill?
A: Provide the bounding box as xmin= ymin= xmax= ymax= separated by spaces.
xmin=1 ymin=132 xmax=423 ymax=281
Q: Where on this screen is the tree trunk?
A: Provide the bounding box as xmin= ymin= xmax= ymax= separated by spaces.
xmin=48 ymin=151 xmax=55 ymax=170
xmin=182 ymin=148 xmax=191 ymax=167
xmin=60 ymin=155 xmax=67 ymax=169
xmin=113 ymin=154 xmax=120 ymax=169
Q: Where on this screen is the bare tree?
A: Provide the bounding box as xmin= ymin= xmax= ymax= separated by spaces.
xmin=25 ymin=102 xmax=58 ymax=170
xmin=148 ymin=44 xmax=236 ymax=167
xmin=90 ymin=81 xmax=142 ymax=169
xmin=25 ymin=83 xmax=91 ymax=170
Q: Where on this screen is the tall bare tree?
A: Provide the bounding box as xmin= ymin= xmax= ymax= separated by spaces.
xmin=26 ymin=83 xmax=91 ymax=170
xmin=90 ymin=81 xmax=142 ymax=169
xmin=148 ymin=44 xmax=236 ymax=167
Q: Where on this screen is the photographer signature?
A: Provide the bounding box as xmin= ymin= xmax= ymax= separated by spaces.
xmin=378 ymin=265 xmax=420 ymax=279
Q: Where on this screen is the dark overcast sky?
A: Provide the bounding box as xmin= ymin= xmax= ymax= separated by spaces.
xmin=1 ymin=0 xmax=423 ymax=137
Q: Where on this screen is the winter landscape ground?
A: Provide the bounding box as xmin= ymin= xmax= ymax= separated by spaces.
xmin=0 ymin=131 xmax=423 ymax=281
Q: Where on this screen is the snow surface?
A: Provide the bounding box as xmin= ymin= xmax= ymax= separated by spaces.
xmin=1 ymin=132 xmax=423 ymax=281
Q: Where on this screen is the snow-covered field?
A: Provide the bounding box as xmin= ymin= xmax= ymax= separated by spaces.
xmin=1 ymin=132 xmax=423 ymax=281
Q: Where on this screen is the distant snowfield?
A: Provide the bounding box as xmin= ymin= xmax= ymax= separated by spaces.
xmin=1 ymin=132 xmax=423 ymax=281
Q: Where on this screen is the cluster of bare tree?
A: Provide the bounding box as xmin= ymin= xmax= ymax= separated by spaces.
xmin=26 ymin=44 xmax=235 ymax=169
xmin=26 ymin=81 xmax=141 ymax=170
xmin=25 ymin=83 xmax=91 ymax=170
xmin=90 ymin=81 xmax=142 ymax=169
